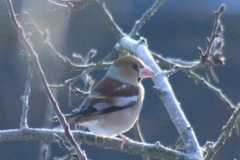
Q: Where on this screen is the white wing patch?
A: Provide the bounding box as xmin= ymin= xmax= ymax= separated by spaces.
xmin=93 ymin=102 xmax=111 ymax=111
xmin=115 ymin=84 xmax=129 ymax=91
xmin=92 ymin=95 xmax=138 ymax=111
xmin=88 ymin=84 xmax=139 ymax=111
xmin=114 ymin=95 xmax=138 ymax=107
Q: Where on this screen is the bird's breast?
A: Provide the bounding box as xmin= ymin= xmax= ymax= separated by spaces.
xmin=86 ymin=85 xmax=145 ymax=137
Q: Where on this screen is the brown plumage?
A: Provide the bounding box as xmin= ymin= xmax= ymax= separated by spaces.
xmin=54 ymin=55 xmax=155 ymax=137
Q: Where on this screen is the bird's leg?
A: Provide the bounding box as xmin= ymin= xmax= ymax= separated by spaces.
xmin=119 ymin=133 xmax=132 ymax=149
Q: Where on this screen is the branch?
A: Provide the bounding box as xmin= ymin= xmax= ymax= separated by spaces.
xmin=0 ymin=128 xmax=188 ymax=160
xmin=20 ymin=59 xmax=33 ymax=129
xmin=48 ymin=0 xmax=95 ymax=11
xmin=152 ymin=51 xmax=234 ymax=111
xmin=187 ymin=71 xmax=235 ymax=110
xmin=203 ymin=104 xmax=240 ymax=160
xmin=94 ymin=0 xmax=124 ymax=40
xmin=120 ymin=37 xmax=203 ymax=160
xmin=129 ymin=0 xmax=166 ymax=37
xmin=198 ymin=5 xmax=225 ymax=82
xmin=5 ymin=0 xmax=87 ymax=159
xmin=152 ymin=52 xmax=201 ymax=70
xmin=152 ymin=49 xmax=234 ymax=111
xmin=205 ymin=4 xmax=225 ymax=55
xmin=22 ymin=12 xmax=109 ymax=72
xmin=133 ymin=121 xmax=150 ymax=160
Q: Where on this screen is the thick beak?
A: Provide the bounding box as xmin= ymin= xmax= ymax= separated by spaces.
xmin=139 ymin=65 xmax=156 ymax=79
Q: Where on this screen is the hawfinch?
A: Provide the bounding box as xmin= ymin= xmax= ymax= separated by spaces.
xmin=55 ymin=56 xmax=155 ymax=141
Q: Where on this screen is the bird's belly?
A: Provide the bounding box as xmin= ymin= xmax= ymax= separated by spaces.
xmin=86 ymin=106 xmax=142 ymax=137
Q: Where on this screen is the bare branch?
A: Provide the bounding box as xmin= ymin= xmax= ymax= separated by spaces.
xmin=23 ymin=12 xmax=114 ymax=78
xmin=152 ymin=51 xmax=234 ymax=111
xmin=152 ymin=52 xmax=201 ymax=70
xmin=187 ymin=71 xmax=235 ymax=110
xmin=23 ymin=13 xmax=72 ymax=65
xmin=203 ymin=104 xmax=240 ymax=160
xmin=133 ymin=121 xmax=149 ymax=160
xmin=198 ymin=4 xmax=226 ymax=81
xmin=48 ymin=0 xmax=97 ymax=12
xmin=94 ymin=0 xmax=124 ymax=40
xmin=129 ymin=0 xmax=166 ymax=37
xmin=48 ymin=0 xmax=68 ymax=8
xmin=5 ymin=0 xmax=87 ymax=159
xmin=48 ymin=61 xmax=111 ymax=90
xmin=0 ymin=128 xmax=188 ymax=160
xmin=20 ymin=59 xmax=33 ymax=129
xmin=205 ymin=4 xmax=225 ymax=55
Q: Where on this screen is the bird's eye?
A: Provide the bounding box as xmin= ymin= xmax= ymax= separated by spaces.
xmin=131 ymin=63 xmax=139 ymax=72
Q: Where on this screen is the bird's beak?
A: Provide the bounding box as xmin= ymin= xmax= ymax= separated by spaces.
xmin=139 ymin=65 xmax=156 ymax=79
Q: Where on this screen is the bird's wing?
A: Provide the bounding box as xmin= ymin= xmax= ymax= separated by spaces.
xmin=72 ymin=77 xmax=140 ymax=117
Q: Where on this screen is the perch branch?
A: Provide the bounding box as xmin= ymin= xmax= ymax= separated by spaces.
xmin=0 ymin=128 xmax=188 ymax=160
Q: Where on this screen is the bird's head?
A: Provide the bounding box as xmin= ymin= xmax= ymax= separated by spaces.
xmin=106 ymin=56 xmax=156 ymax=85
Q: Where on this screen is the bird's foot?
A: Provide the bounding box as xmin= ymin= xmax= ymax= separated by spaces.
xmin=119 ymin=133 xmax=132 ymax=149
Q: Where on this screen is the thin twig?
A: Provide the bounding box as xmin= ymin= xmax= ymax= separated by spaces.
xmin=187 ymin=71 xmax=235 ymax=110
xmin=203 ymin=104 xmax=239 ymax=160
xmin=152 ymin=50 xmax=234 ymax=112
xmin=198 ymin=4 xmax=225 ymax=82
xmin=5 ymin=0 xmax=87 ymax=159
xmin=48 ymin=61 xmax=111 ymax=90
xmin=20 ymin=59 xmax=33 ymax=129
xmin=23 ymin=12 xmax=106 ymax=71
xmin=129 ymin=0 xmax=166 ymax=37
xmin=94 ymin=0 xmax=124 ymax=40
xmin=152 ymin=51 xmax=234 ymax=110
xmin=205 ymin=4 xmax=225 ymax=55
xmin=152 ymin=52 xmax=201 ymax=70
xmin=153 ymin=50 xmax=234 ymax=110
xmin=23 ymin=12 xmax=74 ymax=66
xmin=133 ymin=121 xmax=150 ymax=160
xmin=48 ymin=0 xmax=68 ymax=7
xmin=48 ymin=0 xmax=95 ymax=11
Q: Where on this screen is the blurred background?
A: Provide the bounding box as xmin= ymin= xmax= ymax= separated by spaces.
xmin=0 ymin=0 xmax=240 ymax=159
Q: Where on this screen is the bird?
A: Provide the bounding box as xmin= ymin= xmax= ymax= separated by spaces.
xmin=53 ymin=55 xmax=155 ymax=147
